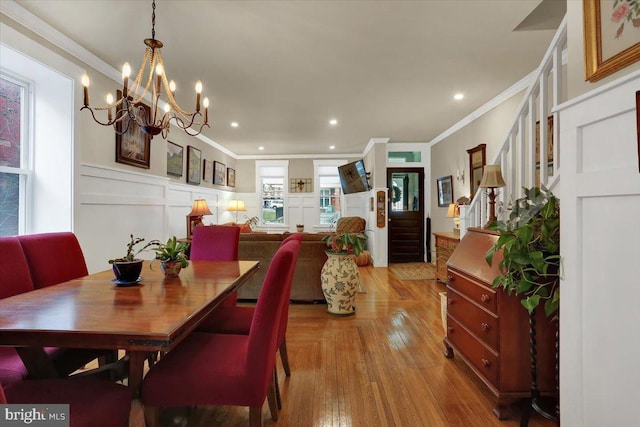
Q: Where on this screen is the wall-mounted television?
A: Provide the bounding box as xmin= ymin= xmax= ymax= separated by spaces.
xmin=338 ymin=159 xmax=371 ymax=194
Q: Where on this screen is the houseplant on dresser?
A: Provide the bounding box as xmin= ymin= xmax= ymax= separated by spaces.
xmin=151 ymin=236 xmax=189 ymax=277
xmin=109 ymin=234 xmax=160 ymax=284
xmin=485 ymin=185 xmax=560 ymax=421
xmin=320 ymin=232 xmax=367 ymax=316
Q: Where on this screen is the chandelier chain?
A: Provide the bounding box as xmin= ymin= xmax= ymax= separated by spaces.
xmin=151 ymin=0 xmax=156 ymax=41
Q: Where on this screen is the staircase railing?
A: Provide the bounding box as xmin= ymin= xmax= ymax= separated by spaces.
xmin=460 ymin=16 xmax=567 ymax=237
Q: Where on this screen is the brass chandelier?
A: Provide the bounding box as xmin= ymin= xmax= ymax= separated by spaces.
xmin=80 ymin=0 xmax=209 ymax=139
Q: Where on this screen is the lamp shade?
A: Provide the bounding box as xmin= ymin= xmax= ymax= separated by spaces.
xmin=226 ymin=200 xmax=246 ymax=212
xmin=446 ymin=203 xmax=459 ymax=218
xmin=188 ymin=199 xmax=212 ymax=216
xmin=479 ymin=164 xmax=506 ymax=188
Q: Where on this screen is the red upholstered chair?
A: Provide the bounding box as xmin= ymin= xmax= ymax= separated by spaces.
xmin=195 ymin=233 xmax=303 ymax=378
xmin=141 ymin=241 xmax=300 ymax=427
xmin=16 ymin=232 xmax=89 ymax=289
xmin=190 ymin=225 xmax=241 ymax=307
xmin=0 ymin=379 xmax=131 ymax=427
xmin=12 ymin=233 xmax=117 ymax=375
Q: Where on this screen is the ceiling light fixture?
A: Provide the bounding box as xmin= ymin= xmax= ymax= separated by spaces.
xmin=258 ymin=146 xmax=264 ymax=151
xmin=329 ymin=145 xmax=335 ymax=150
xmin=329 ymin=119 xmax=338 ymax=126
xmin=231 ymin=122 xmax=239 ymax=128
xmin=454 ymin=93 xmax=464 ymax=100
xmin=80 ymin=0 xmax=209 ymax=139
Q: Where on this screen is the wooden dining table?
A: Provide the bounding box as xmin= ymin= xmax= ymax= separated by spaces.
xmin=0 ymin=260 xmax=260 ymax=396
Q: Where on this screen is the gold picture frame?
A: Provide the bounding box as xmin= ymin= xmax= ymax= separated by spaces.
xmin=583 ymin=0 xmax=640 ymax=82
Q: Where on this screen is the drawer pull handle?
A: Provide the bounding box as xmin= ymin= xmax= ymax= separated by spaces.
xmin=447 ymin=326 xmax=454 ymax=333
xmin=447 ymin=275 xmax=454 ymax=283
xmin=480 ymin=294 xmax=491 ymax=303
xmin=481 ymin=358 xmax=491 ymax=367
xmin=481 ymin=323 xmax=490 ymax=331
xmin=447 ymin=298 xmax=454 ymax=305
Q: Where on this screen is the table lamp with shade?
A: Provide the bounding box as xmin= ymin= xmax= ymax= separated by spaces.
xmin=186 ymin=199 xmax=212 ymax=237
xmin=478 ymin=164 xmax=506 ymax=225
xmin=226 ymin=199 xmax=246 ymax=223
xmin=447 ymin=203 xmax=461 ymax=234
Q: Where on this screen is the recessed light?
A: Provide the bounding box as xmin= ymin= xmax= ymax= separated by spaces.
xmin=258 ymin=146 xmax=264 ymax=151
xmin=454 ymin=93 xmax=464 ymax=100
xmin=329 ymin=119 xmax=338 ymax=126
xmin=329 ymin=145 xmax=335 ymax=150
xmin=230 ymin=122 xmax=239 ymax=128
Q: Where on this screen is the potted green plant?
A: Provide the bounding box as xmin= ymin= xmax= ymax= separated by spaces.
xmin=151 ymin=236 xmax=189 ymax=277
xmin=109 ymin=234 xmax=160 ymax=283
xmin=485 ymin=186 xmax=560 ymax=317
xmin=320 ymin=232 xmax=368 ymax=316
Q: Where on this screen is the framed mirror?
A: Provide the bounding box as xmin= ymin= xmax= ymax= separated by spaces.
xmin=467 ymin=144 xmax=486 ymax=199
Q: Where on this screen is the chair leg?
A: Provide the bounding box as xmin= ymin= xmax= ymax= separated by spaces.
xmin=143 ymin=406 xmax=159 ymax=427
xmin=249 ymin=406 xmax=263 ymax=427
xmin=279 ymin=337 xmax=291 ymax=376
xmin=266 ymin=371 xmax=279 ymax=421
xmin=274 ymin=368 xmax=282 ymax=410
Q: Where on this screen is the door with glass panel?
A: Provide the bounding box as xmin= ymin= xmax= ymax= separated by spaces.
xmin=387 ymin=168 xmax=424 ymax=263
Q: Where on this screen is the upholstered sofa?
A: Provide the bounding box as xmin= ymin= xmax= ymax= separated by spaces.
xmin=237 ymin=232 xmax=329 ymax=302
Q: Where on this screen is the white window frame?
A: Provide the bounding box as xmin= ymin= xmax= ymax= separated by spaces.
xmin=314 ymin=159 xmax=347 ymax=230
xmin=0 ymin=71 xmax=33 ymax=236
xmin=255 ymin=160 xmax=289 ymax=228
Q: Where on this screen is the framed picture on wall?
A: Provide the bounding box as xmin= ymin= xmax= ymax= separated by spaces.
xmin=583 ymin=0 xmax=640 ymax=82
xmin=213 ymin=161 xmax=226 ymax=185
xmin=203 ymin=159 xmax=213 ymax=182
xmin=227 ymin=167 xmax=236 ymax=187
xmin=436 ymin=175 xmax=453 ymax=207
xmin=186 ymin=146 xmax=201 ymax=185
xmin=166 ymin=141 xmax=183 ymax=177
xmin=115 ymin=90 xmax=150 ymax=169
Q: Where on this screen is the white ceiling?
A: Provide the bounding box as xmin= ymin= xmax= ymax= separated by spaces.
xmin=13 ymin=0 xmax=564 ymax=157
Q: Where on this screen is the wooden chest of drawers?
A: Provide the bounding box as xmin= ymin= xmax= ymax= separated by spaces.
xmin=444 ymin=228 xmax=556 ymax=419
xmin=433 ymin=232 xmax=459 ymax=283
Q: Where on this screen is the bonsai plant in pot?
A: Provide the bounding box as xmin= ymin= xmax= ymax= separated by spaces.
xmin=320 ymin=232 xmax=368 ymax=316
xmin=151 ymin=236 xmax=189 ymax=277
xmin=109 ymin=234 xmax=160 ymax=284
xmin=485 ymin=185 xmax=560 ymax=420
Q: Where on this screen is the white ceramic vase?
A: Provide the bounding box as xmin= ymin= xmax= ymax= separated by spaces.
xmin=320 ymin=252 xmax=360 ymax=316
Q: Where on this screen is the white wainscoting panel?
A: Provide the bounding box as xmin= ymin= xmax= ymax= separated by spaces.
xmin=558 ymin=72 xmax=640 ymax=427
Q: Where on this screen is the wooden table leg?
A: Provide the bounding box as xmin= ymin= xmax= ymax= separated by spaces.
xmin=128 ymin=351 xmax=146 ymax=397
xmin=16 ymin=347 xmax=60 ymax=379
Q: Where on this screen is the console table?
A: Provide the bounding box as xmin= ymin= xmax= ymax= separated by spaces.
xmin=433 ymin=231 xmax=459 ymax=284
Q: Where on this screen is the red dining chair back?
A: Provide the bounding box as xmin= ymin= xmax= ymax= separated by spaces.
xmin=190 ymin=225 xmax=241 ymax=261
xmin=141 ymin=241 xmax=299 ymax=426
xmin=190 ymin=225 xmax=241 ymax=307
xmin=0 ymin=236 xmax=35 ymax=299
xmin=0 ymin=379 xmax=131 ymax=427
xmin=280 ymin=232 xmax=303 ymax=247
xmin=17 ymin=232 xmax=89 ymax=289
xmin=13 ymin=232 xmax=118 ymax=376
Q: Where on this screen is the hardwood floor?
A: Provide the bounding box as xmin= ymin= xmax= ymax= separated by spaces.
xmin=131 ymin=265 xmax=557 ymax=426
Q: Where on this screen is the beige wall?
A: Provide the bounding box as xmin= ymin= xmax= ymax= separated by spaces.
xmin=429 ymin=91 xmax=524 ymax=236
xmin=567 ymin=0 xmax=640 ymax=99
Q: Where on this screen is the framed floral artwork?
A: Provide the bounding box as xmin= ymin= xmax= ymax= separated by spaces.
xmin=115 ymin=90 xmax=150 ymax=169
xmin=166 ymin=141 xmax=183 ymax=177
xmin=186 ymin=146 xmax=201 ymax=185
xmin=213 ymin=161 xmax=226 ymax=185
xmin=583 ymin=0 xmax=640 ymax=82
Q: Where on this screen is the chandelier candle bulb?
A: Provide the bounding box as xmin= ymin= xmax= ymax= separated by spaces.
xmin=195 ymin=81 xmax=202 ymax=112
xmin=155 ymin=64 xmax=163 ymax=94
xmin=203 ymin=97 xmax=209 ymax=122
xmin=106 ymin=93 xmax=114 ymax=121
xmin=81 ymin=74 xmax=90 ymax=106
xmin=169 ymin=80 xmax=176 ymax=93
xmin=122 ymin=62 xmax=131 ymax=98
